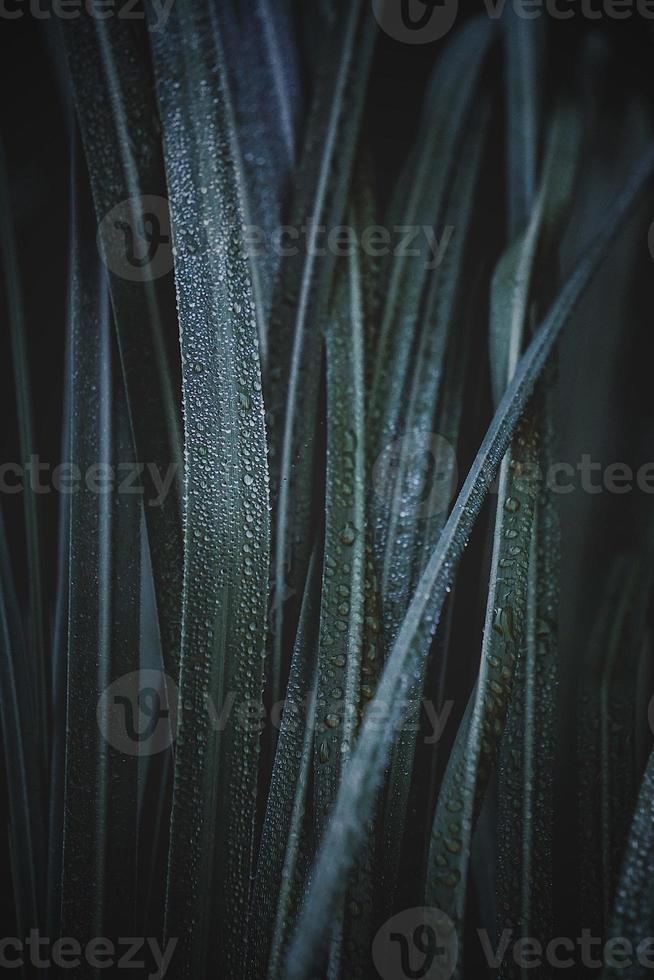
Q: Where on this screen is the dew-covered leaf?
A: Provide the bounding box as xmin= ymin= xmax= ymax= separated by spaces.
xmin=251 ymin=548 xmax=321 ymax=980
xmin=378 ymin=101 xmax=491 ymax=912
xmin=268 ymin=0 xmax=376 ymax=703
xmin=149 ymin=5 xmax=271 ymax=974
xmin=283 ymin=145 xmax=654 ymax=979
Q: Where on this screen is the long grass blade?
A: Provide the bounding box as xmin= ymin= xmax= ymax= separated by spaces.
xmin=60 ymin=13 xmax=183 ymax=679
xmin=314 ymin=243 xmax=367 ymax=828
xmin=149 ymin=4 xmax=271 ymax=974
xmin=425 ymin=412 xmax=540 ymax=977
xmin=0 ymin=512 xmax=44 ymax=940
xmin=60 ymin=190 xmax=140 ymax=951
xmin=0 ymin=138 xmax=48 ymax=779
xmin=578 ymin=554 xmax=653 ymax=939
xmin=602 ymin=744 xmax=654 ymax=980
xmin=495 ymin=381 xmax=562 ymax=977
xmin=502 ymin=7 xmax=545 ymax=239
xmin=314 ymin=232 xmax=368 ymax=979
xmin=379 ymin=101 xmax=491 ymax=911
xmin=251 ymin=548 xmax=321 ymax=980
xmin=213 ymin=0 xmax=302 ymax=369
xmin=488 ymin=102 xmax=581 ymax=977
xmin=283 ymin=145 xmax=654 ymax=979
xmin=427 ymin=101 xmax=580 ymax=973
xmin=269 ymin=0 xmax=376 ymax=704
xmin=489 ymin=102 xmax=581 ymax=408
xmin=370 ymin=18 xmax=494 ymax=459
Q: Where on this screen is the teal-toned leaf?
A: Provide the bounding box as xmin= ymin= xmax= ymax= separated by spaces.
xmin=0 ymin=138 xmax=48 ymax=778
xmin=495 ymin=379 xmax=561 ymax=977
xmin=251 ymin=548 xmax=321 ymax=980
xmin=502 ymin=7 xmax=545 ymax=239
xmin=488 ymin=101 xmax=581 ymax=975
xmin=149 ymin=4 xmax=271 ymax=974
xmin=314 ymin=241 xmax=366 ymax=826
xmin=602 ymin=744 xmax=654 ymax=980
xmin=425 ymin=413 xmax=540 ymax=979
xmin=213 ymin=0 xmax=302 ymax=369
xmin=370 ymin=18 xmax=494 ymax=461
xmin=489 ymin=101 xmax=582 ymax=409
xmin=578 ymin=554 xmax=653 ymax=939
xmin=378 ymin=101 xmax=491 ymax=912
xmin=283 ymin=145 xmax=654 ymax=979
xmin=315 ymin=232 xmax=368 ymax=980
xmin=61 ymin=13 xmax=183 ymax=678
xmin=60 ymin=191 xmax=141 ymax=948
xmin=0 ymin=511 xmax=44 ymax=939
xmin=268 ymin=0 xmax=376 ymax=703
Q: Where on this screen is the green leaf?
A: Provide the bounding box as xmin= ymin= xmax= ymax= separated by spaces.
xmin=315 ymin=231 xmax=368 ymax=980
xmin=495 ymin=380 xmax=561 ymax=977
xmin=502 ymin=7 xmax=545 ymax=239
xmin=578 ymin=554 xmax=653 ymax=938
xmin=487 ymin=101 xmax=581 ymax=975
xmin=251 ymin=548 xmax=321 ymax=980
xmin=283 ymin=144 xmax=654 ymax=979
xmin=149 ymin=5 xmax=271 ymax=974
xmin=314 ymin=240 xmax=367 ymax=825
xmin=602 ymin=743 xmax=654 ymax=980
xmin=213 ymin=0 xmax=302 ymax=369
xmin=0 ymin=512 xmax=44 ymax=937
xmin=378 ymin=100 xmax=491 ymax=911
xmin=425 ymin=413 xmax=540 ymax=977
xmin=61 ymin=14 xmax=184 ymax=679
xmin=489 ymin=101 xmax=582 ymax=409
xmin=0 ymin=138 xmax=48 ymax=778
xmin=268 ymin=0 xmax=376 ymax=703
xmin=376 ymin=97 xmax=491 ymax=630
xmin=370 ymin=18 xmax=495 ymax=460
xmin=60 ymin=192 xmax=141 ymax=946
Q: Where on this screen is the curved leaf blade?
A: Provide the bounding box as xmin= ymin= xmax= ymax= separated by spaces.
xmin=283 ymin=145 xmax=654 ymax=980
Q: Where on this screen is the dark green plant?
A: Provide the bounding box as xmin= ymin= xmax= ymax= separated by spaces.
xmin=2 ymin=4 xmax=654 ymax=980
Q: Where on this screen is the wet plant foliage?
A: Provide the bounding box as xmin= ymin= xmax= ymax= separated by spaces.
xmin=2 ymin=3 xmax=654 ymax=979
